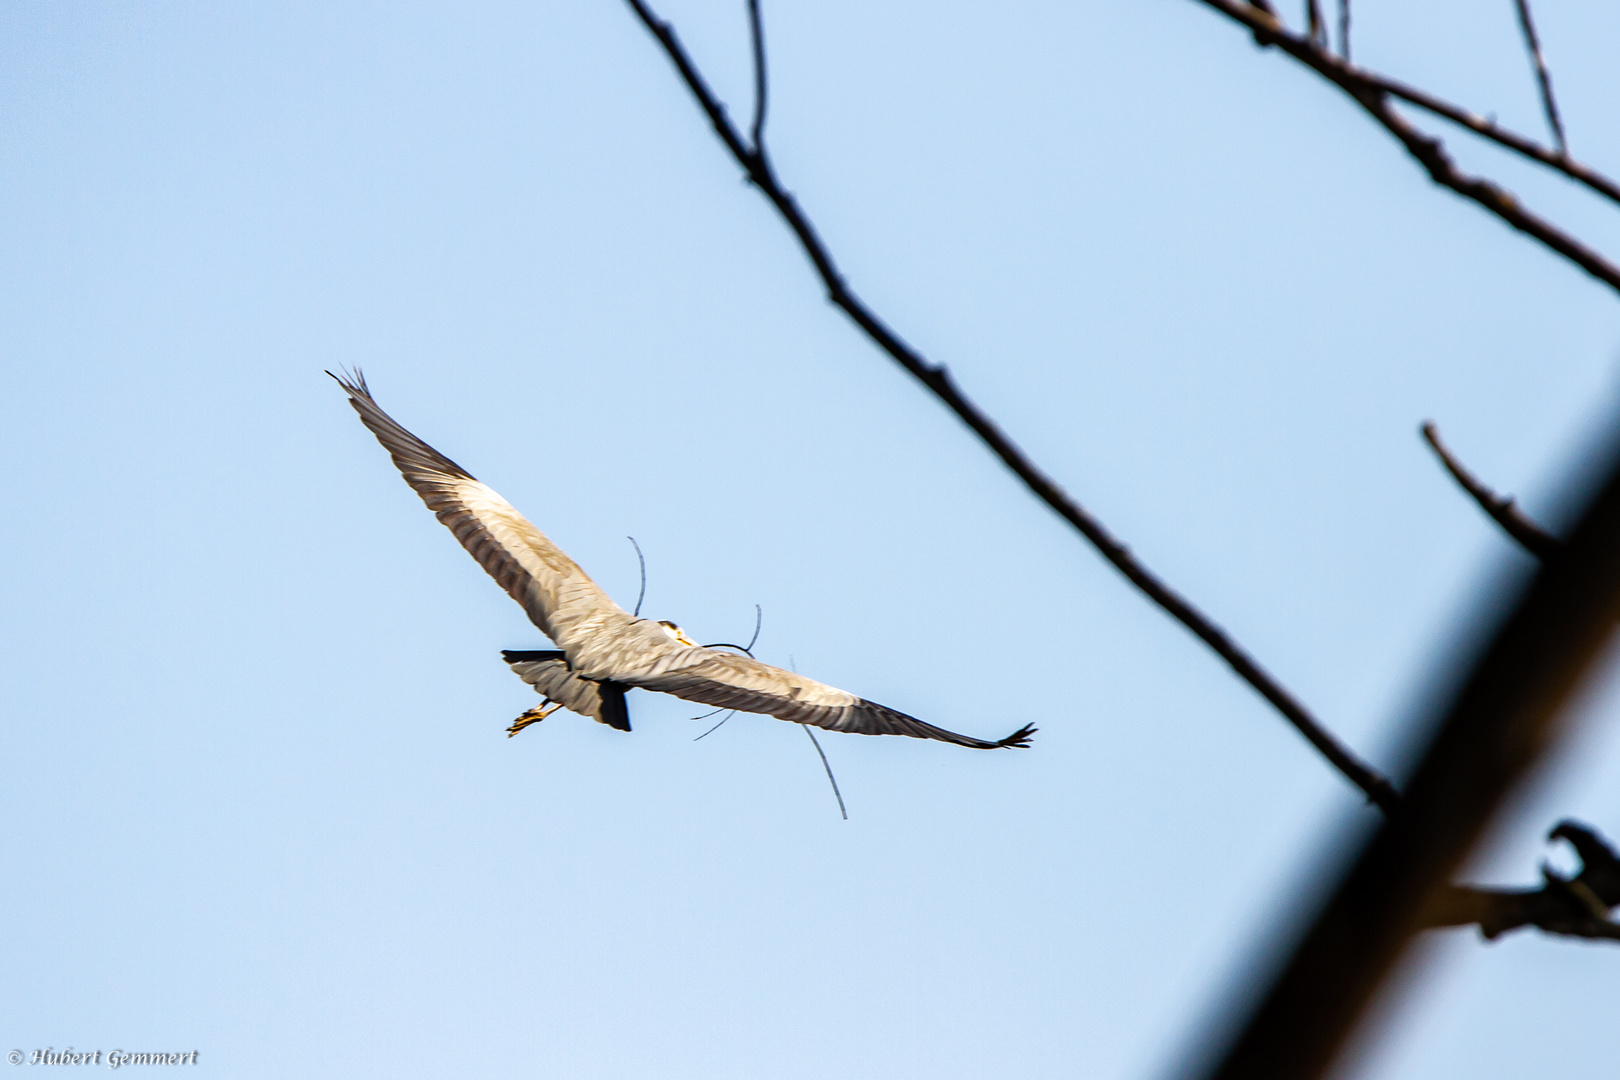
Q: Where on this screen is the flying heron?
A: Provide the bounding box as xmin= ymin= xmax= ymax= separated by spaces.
xmin=333 ymin=372 xmax=1035 ymax=750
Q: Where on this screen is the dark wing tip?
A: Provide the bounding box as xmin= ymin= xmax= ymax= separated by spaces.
xmin=326 ymin=367 xmax=371 ymax=399
xmin=599 ymin=683 xmax=632 ymax=732
xmin=502 ymin=649 xmax=565 ymax=664
xmin=328 ymin=369 xmax=478 ymax=482
xmin=995 ymin=723 xmax=1037 ymax=749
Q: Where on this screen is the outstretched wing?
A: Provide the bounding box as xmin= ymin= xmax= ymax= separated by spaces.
xmin=333 ymin=371 xmax=624 ymax=650
xmin=622 ymin=649 xmax=1035 ymax=750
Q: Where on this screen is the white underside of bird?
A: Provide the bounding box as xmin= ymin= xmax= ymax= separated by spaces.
xmin=333 ymin=371 xmax=1034 ymax=750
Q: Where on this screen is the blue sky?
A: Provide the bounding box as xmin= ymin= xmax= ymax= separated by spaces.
xmin=4 ymin=2 xmax=1619 ymax=1077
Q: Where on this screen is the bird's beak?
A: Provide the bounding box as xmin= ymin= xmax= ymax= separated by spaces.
xmin=675 ymin=630 xmax=697 ymax=647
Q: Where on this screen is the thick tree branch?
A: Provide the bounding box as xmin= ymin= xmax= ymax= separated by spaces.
xmin=622 ymin=0 xmax=1399 ymax=813
xmin=1512 ymin=0 xmax=1567 ymax=156
xmin=1421 ymin=421 xmax=1561 ymax=559
xmin=1424 ymin=820 xmax=1620 ymax=941
xmin=1198 ymin=431 xmax=1620 ymax=1080
xmin=1189 ymin=0 xmax=1620 ymax=296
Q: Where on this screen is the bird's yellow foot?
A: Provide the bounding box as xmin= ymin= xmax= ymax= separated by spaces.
xmin=507 ymin=701 xmax=563 ymax=737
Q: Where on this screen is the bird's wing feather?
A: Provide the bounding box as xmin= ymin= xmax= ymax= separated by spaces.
xmin=623 ymin=650 xmax=1035 ymax=749
xmin=333 ymin=371 xmax=623 ymax=649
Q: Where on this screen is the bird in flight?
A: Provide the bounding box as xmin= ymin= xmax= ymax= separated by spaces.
xmin=332 ymin=372 xmax=1035 ymax=750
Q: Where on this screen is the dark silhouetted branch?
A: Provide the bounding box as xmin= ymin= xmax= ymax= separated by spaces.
xmin=1366 ymin=75 xmax=1613 ymax=204
xmin=1366 ymin=76 xmax=1614 ymax=206
xmin=1305 ymin=0 xmax=1326 ymax=49
xmin=622 ymin=0 xmax=1399 ymax=813
xmin=1191 ymin=0 xmax=1620 ymax=296
xmin=1197 ymin=429 xmax=1620 ymax=1080
xmin=1513 ymin=0 xmax=1567 ymax=156
xmin=1424 ymin=820 xmax=1620 ymax=941
xmin=1214 ymin=1 xmax=1615 ymax=204
xmin=746 ymin=0 xmax=768 ymax=152
xmin=1421 ymin=421 xmax=1561 ymax=559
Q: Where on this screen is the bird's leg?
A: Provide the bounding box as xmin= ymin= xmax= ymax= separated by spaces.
xmin=507 ymin=701 xmax=564 ymax=737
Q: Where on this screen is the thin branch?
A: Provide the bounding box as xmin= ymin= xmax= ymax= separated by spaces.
xmin=622 ymin=0 xmax=1400 ymax=813
xmin=1215 ymin=0 xmax=1618 ymax=204
xmin=1192 ymin=0 xmax=1620 ymax=280
xmin=1513 ymin=0 xmax=1568 ymax=156
xmin=1353 ymin=83 xmax=1620 ymax=296
xmin=747 ymin=0 xmax=768 ymax=152
xmin=1375 ymin=83 xmax=1613 ymax=205
xmin=1369 ymin=75 xmax=1614 ymax=206
xmin=1305 ymin=0 xmax=1327 ymax=49
xmin=1197 ymin=431 xmax=1620 ymax=1080
xmin=1421 ymin=422 xmax=1561 ymax=559
xmin=1336 ymin=0 xmax=1349 ymax=60
xmin=803 ymin=726 xmax=848 ymax=820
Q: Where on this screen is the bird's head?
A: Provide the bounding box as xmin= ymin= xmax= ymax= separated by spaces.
xmin=657 ymin=620 xmax=698 ymax=647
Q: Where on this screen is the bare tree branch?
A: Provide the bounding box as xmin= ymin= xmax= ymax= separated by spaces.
xmin=1512 ymin=0 xmax=1568 ymax=156
xmin=622 ymin=0 xmax=1399 ymax=813
xmin=1425 ymin=820 xmax=1620 ymax=941
xmin=1197 ymin=432 xmax=1620 ymax=1080
xmin=1421 ymin=421 xmax=1561 ymax=559
xmin=1215 ymin=1 xmax=1616 ymax=204
xmin=1355 ymin=87 xmax=1620 ymax=293
xmin=1191 ymin=0 xmax=1620 ymax=296
xmin=1368 ymin=77 xmax=1613 ymax=205
xmin=1305 ymin=0 xmax=1327 ymax=50
xmin=1336 ymin=0 xmax=1349 ymax=60
xmin=746 ymin=0 xmax=767 ymax=152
